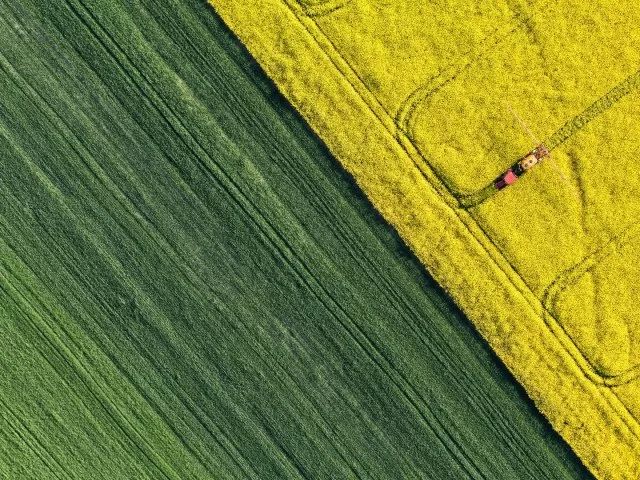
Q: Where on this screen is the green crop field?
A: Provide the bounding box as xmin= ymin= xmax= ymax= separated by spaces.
xmin=0 ymin=1 xmax=591 ymax=478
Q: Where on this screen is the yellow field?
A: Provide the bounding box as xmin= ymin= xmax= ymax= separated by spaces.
xmin=211 ymin=1 xmax=640 ymax=478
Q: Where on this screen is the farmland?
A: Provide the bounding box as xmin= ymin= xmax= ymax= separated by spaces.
xmin=0 ymin=1 xmax=589 ymax=478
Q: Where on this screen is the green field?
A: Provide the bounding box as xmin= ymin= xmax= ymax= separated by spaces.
xmin=0 ymin=1 xmax=591 ymax=478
